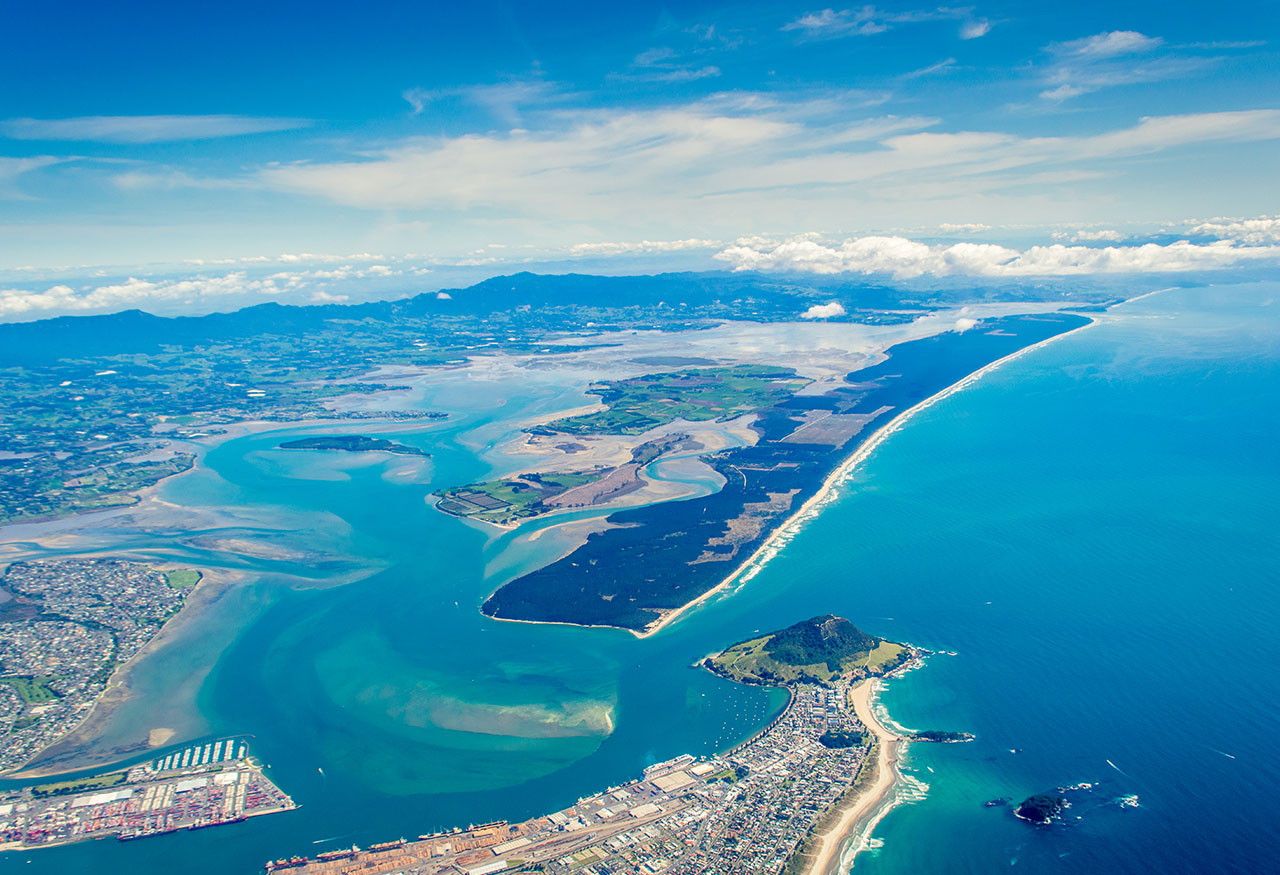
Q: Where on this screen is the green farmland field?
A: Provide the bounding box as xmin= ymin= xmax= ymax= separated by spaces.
xmin=534 ymin=364 xmax=810 ymax=436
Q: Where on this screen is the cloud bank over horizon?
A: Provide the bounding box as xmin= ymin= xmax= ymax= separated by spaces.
xmin=3 ymin=218 xmax=1280 ymax=321
xmin=715 ymin=233 xmax=1280 ymax=278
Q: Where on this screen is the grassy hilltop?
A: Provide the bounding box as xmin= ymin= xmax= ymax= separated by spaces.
xmin=706 ymin=614 xmax=910 ymax=685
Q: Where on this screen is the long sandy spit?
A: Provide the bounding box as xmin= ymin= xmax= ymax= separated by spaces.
xmin=639 ymin=318 xmax=1095 ymax=638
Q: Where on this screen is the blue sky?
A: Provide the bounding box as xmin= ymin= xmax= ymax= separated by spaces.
xmin=2 ymin=1 xmax=1279 ymax=316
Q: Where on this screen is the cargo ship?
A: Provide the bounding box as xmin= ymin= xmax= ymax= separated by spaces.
xmin=188 ymin=815 xmax=246 ymax=830
xmin=118 ymin=826 xmax=182 ymax=842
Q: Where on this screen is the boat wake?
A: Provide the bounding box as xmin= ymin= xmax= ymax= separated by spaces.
xmin=1105 ymin=758 xmax=1133 ymax=779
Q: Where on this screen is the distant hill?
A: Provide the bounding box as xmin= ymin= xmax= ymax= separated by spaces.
xmin=0 ymin=267 xmax=1096 ymax=367
xmin=705 ymin=614 xmax=912 ymax=685
xmin=0 ymin=271 xmax=844 ymax=365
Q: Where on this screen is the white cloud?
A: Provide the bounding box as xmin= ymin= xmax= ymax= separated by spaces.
xmin=0 ymin=156 xmax=64 ymax=194
xmin=310 ymin=291 xmax=349 ymax=303
xmin=715 ymin=234 xmax=1280 ymax=278
xmin=244 ymin=252 xmax=388 ymax=264
xmin=1053 ymin=228 xmax=1125 ymax=242
xmin=784 ymin=8 xmax=890 ymax=38
xmin=436 ymin=291 xmax=452 ymax=300
xmin=1039 ymin=84 xmax=1086 ymax=101
xmin=954 ymin=317 xmax=978 ymax=331
xmin=113 ymin=168 xmax=253 ymax=191
xmin=635 ymin=47 xmax=677 ymax=66
xmin=783 ymin=6 xmax=969 ymax=39
xmin=568 ymin=238 xmax=720 ymax=256
xmin=1190 ymin=215 xmax=1280 ymax=245
xmin=0 ymin=272 xmax=283 ymax=317
xmin=0 ymin=156 xmax=63 ymax=179
xmin=0 ymin=262 xmax=411 ymax=318
xmin=402 ymin=80 xmax=559 ymax=125
xmin=1039 ymin=56 xmax=1211 ymax=102
xmin=799 ymin=301 xmax=846 ymax=319
xmin=626 ymin=65 xmax=723 ymax=83
xmin=939 ymin=222 xmax=992 ymax=233
xmin=1181 ymin=40 xmax=1267 ymax=49
xmin=903 ymin=58 xmax=956 ymax=79
xmin=1037 ymin=31 xmax=1215 ymax=101
xmin=261 ymin=103 xmax=808 ymax=211
xmin=960 ymin=19 xmax=991 ymax=40
xmin=1054 ymin=31 xmax=1163 ymax=59
xmin=267 ymin=263 xmax=398 ymax=282
xmin=255 ymin=99 xmax=1280 ymax=227
xmin=620 ymin=44 xmax=724 ymax=83
xmin=0 ymin=284 xmax=77 ymax=315
xmin=0 ymin=115 xmax=309 ymax=143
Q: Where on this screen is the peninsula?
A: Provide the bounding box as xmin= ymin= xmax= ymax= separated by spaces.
xmin=483 ymin=313 xmax=1091 ymax=633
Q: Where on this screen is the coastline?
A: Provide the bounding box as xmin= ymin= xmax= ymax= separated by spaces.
xmin=800 ymin=678 xmax=904 ymax=875
xmin=3 ymin=565 xmax=241 ymax=780
xmin=636 ymin=317 xmax=1097 ymax=639
xmin=0 ymin=412 xmax=451 ymax=540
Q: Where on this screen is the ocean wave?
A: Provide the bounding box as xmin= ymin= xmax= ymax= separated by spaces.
xmin=897 ymin=772 xmax=930 ymax=804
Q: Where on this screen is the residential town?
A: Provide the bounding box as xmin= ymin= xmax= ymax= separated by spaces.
xmin=264 ymin=680 xmax=870 ymax=875
xmin=0 ymin=559 xmax=193 ymax=772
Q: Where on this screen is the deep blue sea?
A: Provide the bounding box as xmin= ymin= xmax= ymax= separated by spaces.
xmin=780 ymin=283 xmax=1280 ymax=874
xmin=3 ymin=283 xmax=1276 ymax=874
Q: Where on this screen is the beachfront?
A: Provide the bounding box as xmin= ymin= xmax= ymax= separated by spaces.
xmin=798 ymin=679 xmax=905 ymax=875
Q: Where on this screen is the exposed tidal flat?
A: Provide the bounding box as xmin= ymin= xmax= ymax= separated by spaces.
xmin=2 ymin=291 xmax=1278 ymax=873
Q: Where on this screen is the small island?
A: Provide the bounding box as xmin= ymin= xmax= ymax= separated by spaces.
xmin=703 ymin=614 xmax=915 ymax=686
xmin=910 ymin=729 xmax=975 ymax=743
xmin=1015 ymin=793 xmax=1068 ymax=824
xmin=278 ymin=435 xmax=430 ymax=456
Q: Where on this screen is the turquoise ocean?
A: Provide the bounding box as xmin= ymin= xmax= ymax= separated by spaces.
xmin=2 ymin=283 xmax=1277 ymax=873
